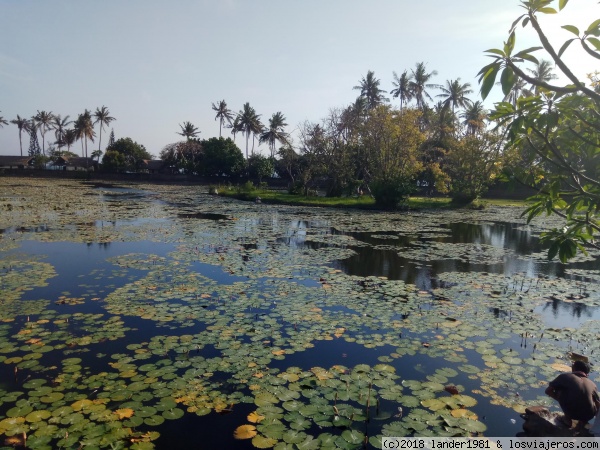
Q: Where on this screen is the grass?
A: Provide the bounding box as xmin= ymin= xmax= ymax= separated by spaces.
xmin=215 ymin=185 xmax=528 ymax=210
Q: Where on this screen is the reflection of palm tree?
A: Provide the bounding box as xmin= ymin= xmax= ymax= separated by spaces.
xmin=436 ymin=78 xmax=473 ymax=114
xmin=34 ymin=110 xmax=55 ymax=155
xmin=52 ymin=115 xmax=71 ymax=152
xmin=177 ymin=122 xmax=200 ymax=140
xmin=236 ymin=103 xmax=262 ymax=159
xmin=353 ymin=70 xmax=388 ymax=110
xmin=390 ymin=71 xmax=413 ymax=111
xmin=461 ymin=101 xmax=487 ymax=135
xmin=259 ymin=112 xmax=289 ymax=158
xmin=93 ymin=106 xmax=115 ymax=152
xmin=409 ymin=62 xmax=440 ymax=110
xmin=74 ymin=110 xmax=95 ymax=159
xmin=10 ymin=115 xmax=31 ymax=156
xmin=212 ymin=100 xmax=234 ymax=138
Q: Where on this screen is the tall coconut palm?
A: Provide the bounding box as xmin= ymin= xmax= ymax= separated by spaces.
xmin=0 ymin=112 xmax=8 ymax=127
xmin=502 ymin=77 xmax=532 ymax=105
xmin=212 ymin=100 xmax=234 ymax=138
xmin=409 ymin=62 xmax=440 ymax=110
xmin=236 ymin=103 xmax=262 ymax=159
xmin=34 ymin=110 xmax=55 ymax=156
xmin=390 ymin=71 xmax=413 ymax=111
xmin=52 ymin=115 xmax=71 ymax=152
xmin=93 ymin=106 xmax=115 ymax=152
xmin=353 ymin=70 xmax=388 ymax=110
xmin=461 ymin=101 xmax=488 ymax=135
xmin=436 ymin=78 xmax=473 ymax=114
xmin=527 ymin=60 xmax=558 ymax=95
xmin=259 ymin=112 xmax=289 ymax=158
xmin=10 ymin=115 xmax=31 ymax=156
xmin=177 ymin=121 xmax=200 ymax=140
xmin=63 ymin=129 xmax=77 ymax=153
xmin=230 ymin=115 xmax=242 ymax=143
xmin=74 ymin=110 xmax=95 ymax=159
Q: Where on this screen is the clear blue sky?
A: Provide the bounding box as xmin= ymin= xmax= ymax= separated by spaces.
xmin=0 ymin=0 xmax=597 ymax=157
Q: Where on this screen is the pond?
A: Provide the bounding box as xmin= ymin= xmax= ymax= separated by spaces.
xmin=0 ymin=178 xmax=599 ymax=449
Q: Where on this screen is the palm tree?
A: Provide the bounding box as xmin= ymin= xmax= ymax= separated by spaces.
xmin=409 ymin=62 xmax=440 ymax=110
xmin=10 ymin=115 xmax=31 ymax=156
xmin=259 ymin=112 xmax=289 ymax=158
xmin=436 ymin=78 xmax=473 ymax=114
xmin=353 ymin=70 xmax=388 ymax=110
xmin=52 ymin=115 xmax=71 ymax=152
xmin=212 ymin=100 xmax=234 ymax=138
xmin=74 ymin=110 xmax=95 ymax=159
xmin=390 ymin=71 xmax=413 ymax=111
xmin=0 ymin=112 xmax=8 ymax=127
xmin=236 ymin=103 xmax=262 ymax=159
xmin=502 ymin=77 xmax=532 ymax=105
xmin=34 ymin=110 xmax=55 ymax=155
xmin=63 ymin=129 xmax=77 ymax=153
xmin=461 ymin=101 xmax=488 ymax=135
xmin=177 ymin=121 xmax=199 ymax=139
xmin=93 ymin=106 xmax=115 ymax=152
xmin=527 ymin=60 xmax=558 ymax=94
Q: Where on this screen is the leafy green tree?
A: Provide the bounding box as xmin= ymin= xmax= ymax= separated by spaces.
xmin=353 ymin=71 xmax=388 ymax=110
xmin=247 ymin=154 xmax=274 ymax=183
xmin=10 ymin=115 xmax=31 ymax=157
xmin=446 ymin=132 xmax=504 ymax=203
xmin=93 ymin=106 xmax=115 ymax=152
xmin=390 ymin=71 xmax=413 ymax=111
xmin=212 ymin=100 xmax=234 ymax=138
xmin=177 ymin=121 xmax=200 ymax=139
xmin=103 ymin=137 xmax=151 ymax=172
xmin=259 ymin=112 xmax=289 ymax=158
xmin=478 ymin=0 xmax=600 ymax=261
xmin=199 ymin=137 xmax=244 ymax=177
xmin=361 ymin=106 xmax=425 ymax=208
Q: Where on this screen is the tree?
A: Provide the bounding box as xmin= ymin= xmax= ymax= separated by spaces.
xmin=436 ymin=78 xmax=473 ymax=114
xmin=28 ymin=124 xmax=41 ymax=157
xmin=103 ymin=137 xmax=151 ymax=172
xmin=33 ymin=110 xmax=54 ymax=156
xmin=73 ymin=110 xmax=95 ymax=160
xmin=478 ymin=0 xmax=600 ymax=261
xmin=107 ymin=129 xmax=115 ymax=148
xmin=409 ymin=62 xmax=440 ymax=110
xmin=259 ymin=112 xmax=289 ymax=158
xmin=52 ymin=115 xmax=71 ymax=152
xmin=10 ymin=115 xmax=31 ymax=157
xmin=390 ymin=71 xmax=413 ymax=111
xmin=212 ymin=100 xmax=234 ymax=138
xmin=446 ymin=132 xmax=504 ymax=203
xmin=0 ymin=113 xmax=8 ymax=127
xmin=247 ymin=154 xmax=274 ymax=183
xmin=93 ymin=106 xmax=115 ymax=152
xmin=177 ymin=122 xmax=200 ymax=139
xmin=526 ymin=59 xmax=558 ymax=94
xmin=63 ymin=129 xmax=77 ymax=153
xmin=236 ymin=103 xmax=262 ymax=160
xmin=361 ymin=106 xmax=425 ymax=208
xmin=353 ymin=70 xmax=388 ymax=110
xmin=198 ymin=137 xmax=244 ymax=177
xmin=461 ymin=101 xmax=488 ymax=135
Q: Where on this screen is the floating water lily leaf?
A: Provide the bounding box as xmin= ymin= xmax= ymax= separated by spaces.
xmin=114 ymin=408 xmax=135 ymax=419
xmin=234 ymin=424 xmax=258 ymax=440
xmin=252 ymin=434 xmax=278 ymax=449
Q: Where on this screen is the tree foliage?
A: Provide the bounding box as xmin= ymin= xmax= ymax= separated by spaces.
xmin=103 ymin=137 xmax=151 ymax=172
xmin=478 ymin=0 xmax=600 ymax=261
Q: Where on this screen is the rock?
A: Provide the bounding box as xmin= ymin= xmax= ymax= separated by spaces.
xmin=520 ymin=406 xmax=592 ymax=437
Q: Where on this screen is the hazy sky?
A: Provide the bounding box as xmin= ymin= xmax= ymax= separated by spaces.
xmin=0 ymin=0 xmax=597 ymax=157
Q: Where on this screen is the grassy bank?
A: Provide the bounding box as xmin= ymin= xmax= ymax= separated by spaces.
xmin=215 ymin=185 xmax=527 ymax=210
